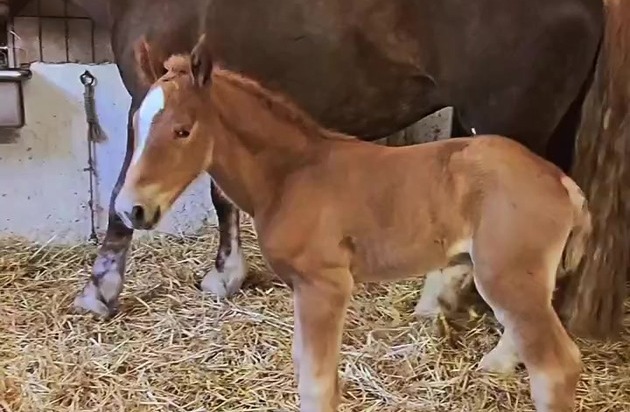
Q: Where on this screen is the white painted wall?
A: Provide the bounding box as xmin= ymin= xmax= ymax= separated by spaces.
xmin=0 ymin=63 xmax=215 ymax=244
xmin=0 ymin=63 xmax=451 ymax=245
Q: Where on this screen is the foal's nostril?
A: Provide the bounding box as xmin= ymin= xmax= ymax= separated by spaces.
xmin=130 ymin=205 xmax=145 ymax=225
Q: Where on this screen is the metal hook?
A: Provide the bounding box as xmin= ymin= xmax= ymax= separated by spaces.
xmin=80 ymin=70 xmax=96 ymax=87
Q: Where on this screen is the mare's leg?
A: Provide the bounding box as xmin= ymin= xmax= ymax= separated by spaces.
xmin=199 ymin=180 xmax=248 ymax=297
xmin=472 ymin=234 xmax=581 ymax=411
xmin=412 ymin=108 xmax=481 ymax=320
xmin=414 ymin=264 xmax=473 ymax=319
xmin=74 ymin=101 xmax=138 ymax=317
xmin=387 ymin=110 xmax=476 ymax=320
xmin=292 ymin=268 xmax=353 ymax=412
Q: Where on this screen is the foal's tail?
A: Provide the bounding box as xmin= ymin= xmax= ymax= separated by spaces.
xmin=559 ymin=176 xmax=592 ymax=275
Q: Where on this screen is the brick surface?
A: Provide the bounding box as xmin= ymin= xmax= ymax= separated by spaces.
xmin=68 ymin=18 xmax=92 ymax=63
xmin=12 ymin=0 xmax=114 ymax=64
xmin=11 ymin=16 xmax=40 ymax=64
xmin=94 ymin=25 xmax=113 ymax=63
xmin=41 ymin=17 xmax=67 ymax=62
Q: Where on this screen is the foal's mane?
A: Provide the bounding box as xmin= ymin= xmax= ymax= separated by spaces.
xmin=215 ymin=69 xmax=357 ymax=142
xmin=163 ymin=54 xmax=357 ymax=142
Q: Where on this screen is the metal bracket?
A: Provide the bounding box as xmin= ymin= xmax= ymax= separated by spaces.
xmin=0 ymin=67 xmax=31 ymax=129
xmin=0 ymin=67 xmax=31 ymax=80
xmin=0 ymin=12 xmax=32 ymax=129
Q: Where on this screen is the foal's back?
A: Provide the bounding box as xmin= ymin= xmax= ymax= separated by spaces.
xmin=448 ymin=135 xmax=570 ymax=215
xmin=300 ymin=134 xmax=574 ymax=281
xmin=416 ymin=134 xmax=573 ymax=234
xmin=325 ymin=133 xmax=570 ymax=221
xmin=305 ymin=133 xmax=573 ymax=239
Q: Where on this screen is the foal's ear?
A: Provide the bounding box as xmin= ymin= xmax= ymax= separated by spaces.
xmin=190 ymin=34 xmax=213 ymax=88
xmin=133 ymin=36 xmax=165 ymax=86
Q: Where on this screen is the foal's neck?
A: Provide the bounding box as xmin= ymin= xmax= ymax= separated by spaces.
xmin=207 ymin=73 xmax=353 ymax=215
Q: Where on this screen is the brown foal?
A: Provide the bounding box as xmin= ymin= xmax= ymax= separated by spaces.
xmin=115 ymin=36 xmax=592 ymax=412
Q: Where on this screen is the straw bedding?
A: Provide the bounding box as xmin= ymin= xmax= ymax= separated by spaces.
xmin=1 ymin=217 xmax=629 ymax=412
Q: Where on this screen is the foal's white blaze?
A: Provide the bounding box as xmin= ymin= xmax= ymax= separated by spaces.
xmin=132 ymin=85 xmax=165 ymax=165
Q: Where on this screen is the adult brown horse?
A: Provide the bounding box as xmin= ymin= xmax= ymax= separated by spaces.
xmin=70 ymin=0 xmax=629 ymax=338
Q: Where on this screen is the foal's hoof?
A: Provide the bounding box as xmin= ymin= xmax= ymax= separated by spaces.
xmin=200 ymin=258 xmax=248 ymax=298
xmin=477 ymin=348 xmax=520 ymax=375
xmin=73 ymin=282 xmax=117 ymax=319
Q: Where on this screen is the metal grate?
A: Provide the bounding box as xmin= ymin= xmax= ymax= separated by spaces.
xmin=0 ymin=24 xmax=7 ymax=68
xmin=0 ymin=1 xmax=8 ymax=68
xmin=7 ymin=0 xmax=112 ymax=66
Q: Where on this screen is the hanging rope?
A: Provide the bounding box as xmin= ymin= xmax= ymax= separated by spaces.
xmin=80 ymin=70 xmax=103 ymax=244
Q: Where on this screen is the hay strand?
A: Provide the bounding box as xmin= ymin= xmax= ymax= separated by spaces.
xmin=1 ymin=219 xmax=629 ymax=411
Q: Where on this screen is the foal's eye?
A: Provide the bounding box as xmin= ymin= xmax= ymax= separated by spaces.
xmin=174 ymin=129 xmax=190 ymax=139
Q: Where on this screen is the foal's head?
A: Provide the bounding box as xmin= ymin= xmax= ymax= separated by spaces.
xmin=115 ymin=36 xmax=215 ymax=230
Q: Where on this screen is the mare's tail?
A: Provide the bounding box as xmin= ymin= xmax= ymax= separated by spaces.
xmin=559 ymin=0 xmax=630 ymax=338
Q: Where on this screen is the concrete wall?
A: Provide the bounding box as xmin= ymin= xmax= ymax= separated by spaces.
xmin=0 ymin=62 xmax=216 ymax=244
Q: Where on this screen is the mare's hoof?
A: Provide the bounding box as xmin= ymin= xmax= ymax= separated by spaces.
xmin=73 ymin=282 xmax=117 ymax=319
xmin=414 ymin=299 xmax=448 ymax=320
xmin=200 ymin=256 xmax=248 ymax=298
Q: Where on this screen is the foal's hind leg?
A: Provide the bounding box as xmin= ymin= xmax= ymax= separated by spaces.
xmin=478 ymin=328 xmax=521 ymax=374
xmin=199 ymin=180 xmax=248 ymax=297
xmin=473 ymin=248 xmax=581 ymax=411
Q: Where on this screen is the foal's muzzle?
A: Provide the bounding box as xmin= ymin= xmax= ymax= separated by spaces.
xmin=114 ymin=189 xmax=162 ymax=230
xmin=124 ymin=204 xmax=161 ymax=230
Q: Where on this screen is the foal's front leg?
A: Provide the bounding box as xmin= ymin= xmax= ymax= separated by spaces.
xmin=292 ymin=269 xmax=354 ymax=412
xmin=200 ymin=180 xmax=248 ymax=297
